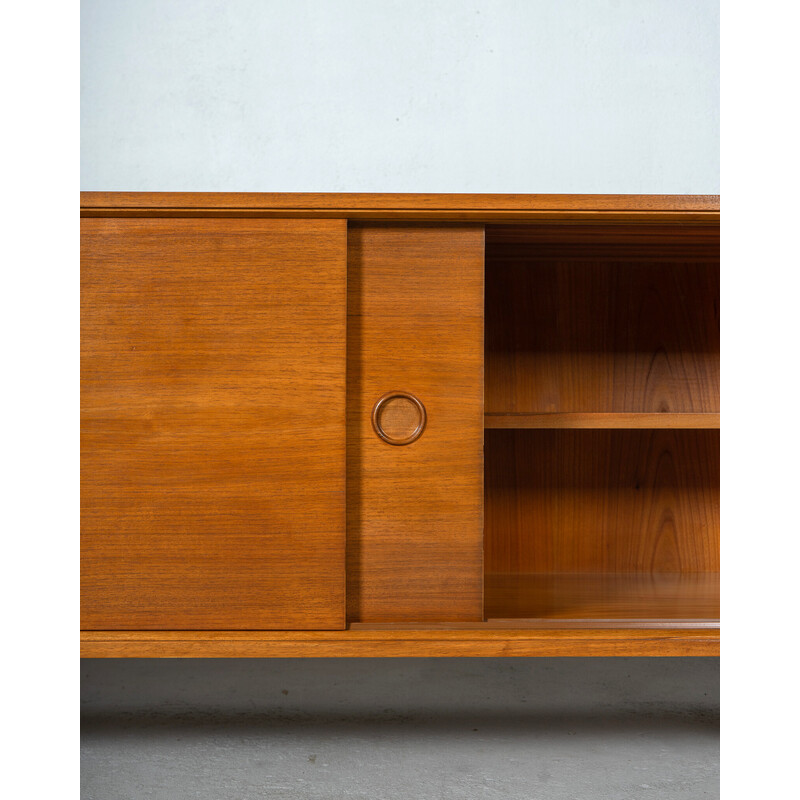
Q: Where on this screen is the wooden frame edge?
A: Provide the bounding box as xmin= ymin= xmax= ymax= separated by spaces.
xmin=81 ymin=629 xmax=720 ymax=658
xmin=80 ymin=193 xmax=720 ymax=222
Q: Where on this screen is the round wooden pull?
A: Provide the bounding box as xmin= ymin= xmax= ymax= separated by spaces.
xmin=371 ymin=392 xmax=427 ymax=446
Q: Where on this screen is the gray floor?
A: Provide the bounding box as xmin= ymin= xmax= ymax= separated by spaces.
xmin=81 ymin=657 xmax=719 ymax=799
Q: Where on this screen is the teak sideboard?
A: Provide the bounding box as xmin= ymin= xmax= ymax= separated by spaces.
xmin=80 ymin=193 xmax=720 ymax=658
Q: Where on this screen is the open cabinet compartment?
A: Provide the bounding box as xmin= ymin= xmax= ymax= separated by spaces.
xmin=483 ymin=222 xmax=720 ymax=627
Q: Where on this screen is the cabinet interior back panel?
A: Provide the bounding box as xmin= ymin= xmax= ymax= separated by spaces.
xmin=485 ymin=429 xmax=720 ymax=576
xmin=485 ymin=224 xmax=719 ymax=414
xmin=81 ymin=218 xmax=347 ymax=630
xmin=347 ymin=224 xmax=484 ymax=622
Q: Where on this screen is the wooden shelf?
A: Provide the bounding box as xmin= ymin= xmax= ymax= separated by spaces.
xmin=484 ymin=412 xmax=720 ymax=429
xmin=485 ymin=573 xmax=719 ymax=625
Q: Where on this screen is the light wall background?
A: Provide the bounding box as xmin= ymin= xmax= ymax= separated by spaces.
xmin=81 ymin=0 xmax=719 ymax=193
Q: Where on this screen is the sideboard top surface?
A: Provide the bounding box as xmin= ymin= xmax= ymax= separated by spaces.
xmin=81 ymin=193 xmax=720 ymax=222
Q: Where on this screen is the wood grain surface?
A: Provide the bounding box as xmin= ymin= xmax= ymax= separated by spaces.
xmin=81 ymin=628 xmax=719 ymax=658
xmin=81 ymin=218 xmax=347 ymax=630
xmin=79 ymin=195 xmax=721 ymax=658
xmin=347 ymin=224 xmax=484 ymax=622
xmin=485 ymin=227 xmax=719 ymax=414
xmin=80 ymin=193 xmax=719 ymax=222
xmin=484 ymin=573 xmax=719 ymax=622
xmin=484 ymin=412 xmax=720 ymax=429
xmin=484 ymin=429 xmax=720 ymax=575
xmin=486 ymin=223 xmax=720 ymax=261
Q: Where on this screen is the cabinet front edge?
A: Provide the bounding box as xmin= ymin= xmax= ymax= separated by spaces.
xmin=80 ymin=629 xmax=720 ymax=658
xmin=80 ymin=192 xmax=720 ymax=221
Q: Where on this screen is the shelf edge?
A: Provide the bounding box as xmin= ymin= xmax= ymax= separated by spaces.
xmin=484 ymin=413 xmax=720 ymax=429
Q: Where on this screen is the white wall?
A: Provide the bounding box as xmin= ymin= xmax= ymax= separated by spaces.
xmin=81 ymin=0 xmax=718 ymax=193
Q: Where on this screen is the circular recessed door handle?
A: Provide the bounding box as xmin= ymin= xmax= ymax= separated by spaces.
xmin=371 ymin=391 xmax=427 ymax=446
